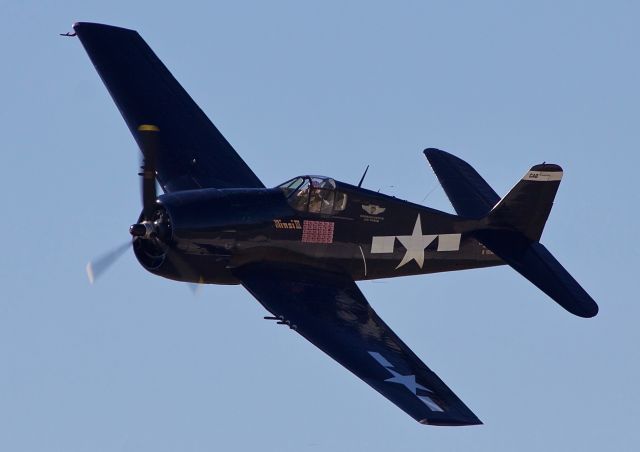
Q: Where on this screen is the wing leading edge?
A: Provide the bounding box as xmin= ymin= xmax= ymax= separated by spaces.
xmin=73 ymin=22 xmax=264 ymax=192
xmin=234 ymin=263 xmax=481 ymax=426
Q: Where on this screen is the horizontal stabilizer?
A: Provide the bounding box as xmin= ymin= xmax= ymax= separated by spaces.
xmin=473 ymin=230 xmax=598 ymax=318
xmin=424 ymin=148 xmax=500 ymax=218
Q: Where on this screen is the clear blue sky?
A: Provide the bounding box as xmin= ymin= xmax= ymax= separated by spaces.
xmin=2 ymin=1 xmax=638 ymax=451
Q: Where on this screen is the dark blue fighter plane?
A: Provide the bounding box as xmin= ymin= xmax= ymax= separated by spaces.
xmin=72 ymin=22 xmax=598 ymax=426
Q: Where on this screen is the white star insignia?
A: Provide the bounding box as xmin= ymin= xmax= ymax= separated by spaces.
xmin=383 ymin=366 xmax=444 ymax=412
xmin=385 ymin=368 xmax=429 ymax=393
xmin=368 ymin=351 xmax=445 ymax=412
xmin=395 ymin=215 xmax=436 ymax=269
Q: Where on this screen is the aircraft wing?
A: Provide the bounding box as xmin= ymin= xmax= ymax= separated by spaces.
xmin=234 ymin=263 xmax=482 ymax=426
xmin=73 ymin=22 xmax=265 ymax=192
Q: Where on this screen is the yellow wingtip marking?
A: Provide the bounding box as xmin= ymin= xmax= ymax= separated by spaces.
xmin=138 ymin=124 xmax=160 ymax=132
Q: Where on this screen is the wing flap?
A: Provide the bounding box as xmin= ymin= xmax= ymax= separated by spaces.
xmin=235 ymin=263 xmax=481 ymax=426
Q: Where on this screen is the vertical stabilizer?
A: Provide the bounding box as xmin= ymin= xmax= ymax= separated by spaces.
xmin=487 ymin=164 xmax=562 ymax=241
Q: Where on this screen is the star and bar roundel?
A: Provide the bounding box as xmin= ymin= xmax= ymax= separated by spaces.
xmin=371 ymin=215 xmax=461 ymax=269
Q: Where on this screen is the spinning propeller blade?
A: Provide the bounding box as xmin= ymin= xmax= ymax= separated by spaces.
xmin=170 ymin=250 xmax=205 ymax=294
xmin=86 ymin=241 xmax=130 ymax=284
xmin=86 ymin=124 xmax=202 ymax=291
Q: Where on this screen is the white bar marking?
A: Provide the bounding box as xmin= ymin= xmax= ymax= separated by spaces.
xmin=368 ymin=351 xmax=394 ymax=368
xmin=437 ymin=234 xmax=461 ymax=251
xmin=522 ymin=171 xmax=563 ymax=181
xmin=419 ymin=396 xmax=445 ymax=412
xmin=371 ymin=235 xmax=395 ymax=253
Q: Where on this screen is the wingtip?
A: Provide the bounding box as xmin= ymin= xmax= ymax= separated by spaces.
xmin=72 ymin=22 xmax=137 ymax=35
xmin=418 ymin=417 xmax=483 ymax=426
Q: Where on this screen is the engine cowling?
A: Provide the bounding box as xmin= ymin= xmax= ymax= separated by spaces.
xmin=131 ymin=205 xmax=172 ymax=270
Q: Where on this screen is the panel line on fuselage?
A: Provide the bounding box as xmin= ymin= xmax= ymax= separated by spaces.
xmin=358 ymin=245 xmax=368 ymax=277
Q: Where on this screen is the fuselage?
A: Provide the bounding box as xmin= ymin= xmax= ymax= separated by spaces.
xmin=133 ymin=176 xmax=503 ymax=284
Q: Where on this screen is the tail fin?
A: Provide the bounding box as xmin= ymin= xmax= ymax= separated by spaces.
xmin=424 ymin=148 xmax=598 ymax=318
xmin=486 ymin=164 xmax=562 ymax=241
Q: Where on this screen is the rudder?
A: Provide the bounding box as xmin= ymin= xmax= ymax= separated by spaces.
xmin=486 ymin=164 xmax=563 ymax=241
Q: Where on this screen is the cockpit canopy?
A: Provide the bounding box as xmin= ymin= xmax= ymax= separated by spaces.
xmin=278 ymin=176 xmax=348 ymax=214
